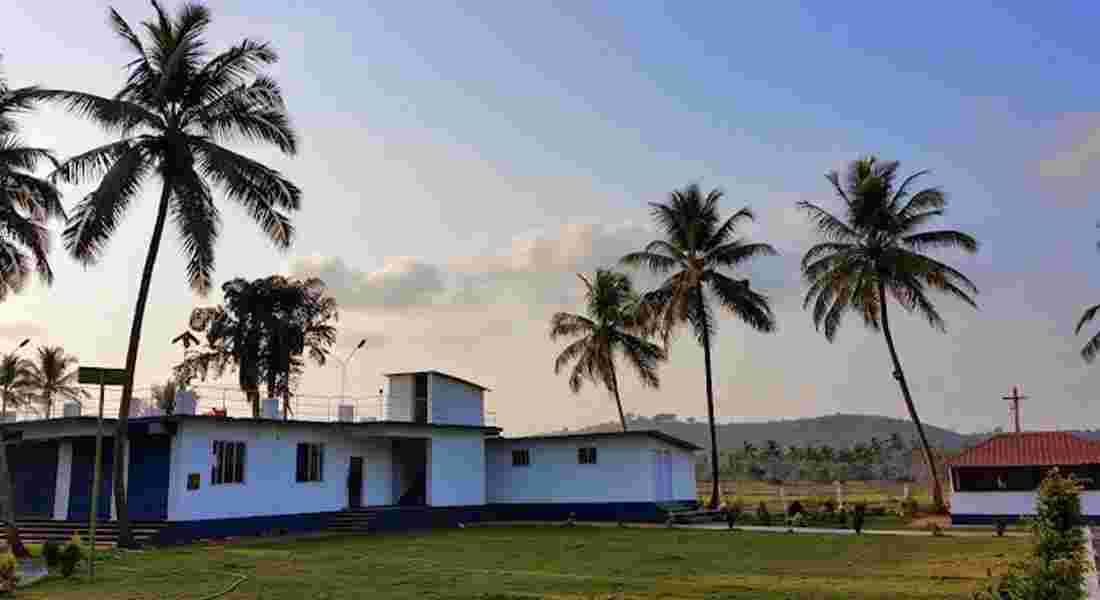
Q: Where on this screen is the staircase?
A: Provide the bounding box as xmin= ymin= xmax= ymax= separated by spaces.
xmin=3 ymin=520 xmax=167 ymax=546
xmin=324 ymin=510 xmax=379 ymax=535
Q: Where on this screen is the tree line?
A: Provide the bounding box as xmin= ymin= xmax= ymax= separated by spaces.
xmin=707 ymin=435 xmax=917 ymax=483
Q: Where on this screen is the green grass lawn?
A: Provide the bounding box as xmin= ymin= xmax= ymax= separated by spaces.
xmin=21 ymin=525 xmax=1026 ymax=599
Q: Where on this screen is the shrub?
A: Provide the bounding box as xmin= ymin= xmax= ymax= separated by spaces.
xmin=978 ymin=468 xmax=1088 ymax=600
xmin=43 ymin=539 xmax=61 ymax=568
xmin=995 ymin=518 xmax=1008 ymax=537
xmin=822 ymin=498 xmax=837 ymax=514
xmin=851 ymin=503 xmax=867 ymax=534
xmin=59 ymin=535 xmax=83 ymax=578
xmin=726 ymin=500 xmax=743 ymax=528
xmin=0 ymin=553 xmax=17 ymax=593
xmin=756 ymin=502 xmax=770 ymax=526
xmin=900 ymin=498 xmax=919 ymax=519
xmin=787 ymin=500 xmax=804 ymax=517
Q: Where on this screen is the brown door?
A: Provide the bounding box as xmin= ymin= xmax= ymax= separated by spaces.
xmin=348 ymin=457 xmax=364 ymax=509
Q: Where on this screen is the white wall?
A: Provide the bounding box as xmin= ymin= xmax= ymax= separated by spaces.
xmin=951 ymin=490 xmax=1100 ymax=516
xmin=486 ymin=436 xmax=696 ymax=504
xmin=166 ymin=420 xmax=394 ymax=521
xmin=384 ymin=375 xmax=415 ymax=421
xmin=428 ymin=429 xmax=486 ymax=506
xmin=429 ymin=375 xmax=484 ymax=426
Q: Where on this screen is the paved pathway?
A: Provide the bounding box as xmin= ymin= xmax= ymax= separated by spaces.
xmin=675 ymin=522 xmax=1029 ymax=537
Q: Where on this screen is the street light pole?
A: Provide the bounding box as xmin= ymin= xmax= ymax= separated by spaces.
xmin=336 ymin=339 xmax=367 ymax=410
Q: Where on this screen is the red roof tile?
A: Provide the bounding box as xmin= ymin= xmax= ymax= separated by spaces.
xmin=948 ymin=432 xmax=1100 ymax=467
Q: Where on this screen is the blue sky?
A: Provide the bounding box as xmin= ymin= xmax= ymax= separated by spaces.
xmin=2 ymin=1 xmax=1100 ymax=434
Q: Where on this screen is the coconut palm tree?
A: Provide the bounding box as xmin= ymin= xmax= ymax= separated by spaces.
xmin=22 ymin=346 xmax=87 ymax=419
xmin=0 ymin=352 xmax=32 ymax=419
xmin=37 ymin=2 xmax=300 ymax=545
xmin=798 ymin=156 xmax=979 ymax=511
xmin=549 ymin=270 xmax=666 ymax=431
xmin=0 ymin=66 xmax=65 ymax=302
xmin=621 ymin=184 xmax=777 ymax=508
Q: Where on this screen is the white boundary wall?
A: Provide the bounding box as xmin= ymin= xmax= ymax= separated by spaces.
xmin=951 ymin=490 xmax=1100 ymax=516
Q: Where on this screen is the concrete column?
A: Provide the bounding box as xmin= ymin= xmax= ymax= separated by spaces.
xmin=110 ymin=438 xmax=130 ymax=521
xmin=52 ymin=441 xmax=73 ymax=521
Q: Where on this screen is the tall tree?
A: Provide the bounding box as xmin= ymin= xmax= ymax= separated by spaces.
xmin=0 ymin=64 xmax=65 ymax=558
xmin=39 ymin=2 xmax=300 ymax=545
xmin=22 ymin=346 xmax=87 ymax=419
xmin=0 ymin=353 xmax=31 ymax=419
xmin=798 ymin=156 xmax=979 ymax=511
xmin=622 ymin=184 xmax=777 ymax=508
xmin=176 ymin=276 xmax=337 ymax=417
xmin=549 ymin=270 xmax=666 ymax=431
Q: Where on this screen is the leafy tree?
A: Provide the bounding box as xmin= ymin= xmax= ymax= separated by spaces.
xmin=622 ymin=184 xmax=777 ymax=508
xmin=21 ymin=346 xmax=87 ymax=419
xmin=799 ymin=156 xmax=978 ymax=511
xmin=151 ymin=379 xmax=179 ymax=414
xmin=38 ymin=2 xmax=300 ymax=545
xmin=549 ymin=270 xmax=666 ymax=431
xmin=176 ymin=276 xmax=337 ymax=417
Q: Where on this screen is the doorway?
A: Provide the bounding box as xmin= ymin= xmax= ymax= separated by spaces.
xmin=348 ymin=456 xmax=364 ymax=509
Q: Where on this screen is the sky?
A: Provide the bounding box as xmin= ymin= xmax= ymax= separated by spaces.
xmin=2 ymin=1 xmax=1100 ymax=435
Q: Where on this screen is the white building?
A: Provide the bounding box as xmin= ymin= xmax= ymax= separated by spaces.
xmin=3 ymin=370 xmax=699 ymax=543
xmin=947 ymin=431 xmax=1100 ymax=524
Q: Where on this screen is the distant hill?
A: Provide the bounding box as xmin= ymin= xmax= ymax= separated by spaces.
xmin=567 ymin=413 xmax=975 ymax=451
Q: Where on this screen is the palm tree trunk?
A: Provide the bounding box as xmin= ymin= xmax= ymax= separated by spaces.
xmin=877 ymin=283 xmax=946 ymax=512
xmin=607 ymin=362 xmax=628 ymax=432
xmin=696 ymin=285 xmax=721 ymax=509
xmin=0 ymin=420 xmax=28 ymax=558
xmin=114 ymin=183 xmax=173 ymax=548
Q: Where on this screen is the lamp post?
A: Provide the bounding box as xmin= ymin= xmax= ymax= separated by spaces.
xmin=334 ymin=339 xmax=367 ymax=412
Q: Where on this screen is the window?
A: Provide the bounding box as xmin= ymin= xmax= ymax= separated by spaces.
xmin=211 ymin=441 xmax=246 ymax=485
xmin=296 ymin=443 xmax=325 ymax=482
xmin=578 ymin=447 xmax=597 ymax=465
xmin=512 ymin=449 xmax=530 ymax=467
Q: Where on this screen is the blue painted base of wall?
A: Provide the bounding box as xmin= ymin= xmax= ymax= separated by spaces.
xmin=153 ymin=512 xmax=333 ymax=545
xmin=487 ymin=501 xmax=697 ymax=523
xmin=951 ymin=513 xmax=1100 ymax=525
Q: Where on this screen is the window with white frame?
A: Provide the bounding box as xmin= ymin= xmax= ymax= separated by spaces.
xmin=578 ymin=446 xmax=597 ymax=465
xmin=296 ymin=443 xmax=325 ymax=482
xmin=512 ymin=449 xmax=530 ymax=467
xmin=211 ymin=440 xmax=246 ymax=485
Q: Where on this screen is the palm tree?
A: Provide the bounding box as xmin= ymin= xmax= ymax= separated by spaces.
xmin=550 ymin=270 xmax=666 ymax=431
xmin=1 ymin=63 xmax=65 ymax=558
xmin=38 ymin=2 xmax=300 ymax=545
xmin=798 ymin=156 xmax=979 ymax=511
xmin=0 ymin=65 xmax=65 ymax=301
xmin=22 ymin=346 xmax=87 ymax=419
xmin=621 ymin=184 xmax=777 ymax=508
xmin=0 ymin=352 xmax=32 ymax=419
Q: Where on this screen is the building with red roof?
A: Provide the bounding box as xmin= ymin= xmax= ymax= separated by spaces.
xmin=946 ymin=431 xmax=1100 ymax=524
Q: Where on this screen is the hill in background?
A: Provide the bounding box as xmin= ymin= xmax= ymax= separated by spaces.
xmin=567 ymin=412 xmax=974 ymax=451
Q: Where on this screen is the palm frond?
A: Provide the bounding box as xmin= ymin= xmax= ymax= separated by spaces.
xmin=620 ymin=249 xmax=678 ymax=273
xmin=902 ymin=229 xmax=977 ymax=253
xmin=549 ymin=312 xmax=595 ymax=340
xmin=61 ymin=142 xmax=151 ymax=265
xmin=553 ymin=337 xmax=589 ymax=377
xmin=797 ymin=201 xmax=859 ymax=242
xmin=706 ymin=241 xmax=778 ymax=269
xmin=30 ymin=89 xmax=162 ymax=133
xmin=708 ymin=206 xmax=755 ymax=247
xmin=1077 ymin=304 xmax=1100 ymax=335
xmin=171 ymin=168 xmax=220 ymax=294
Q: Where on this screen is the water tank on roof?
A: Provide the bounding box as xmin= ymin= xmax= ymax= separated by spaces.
xmin=62 ymin=402 xmax=82 ymax=418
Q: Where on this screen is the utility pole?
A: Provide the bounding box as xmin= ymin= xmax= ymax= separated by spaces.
xmin=1002 ymin=386 xmax=1028 ymax=433
xmin=334 ymin=339 xmax=367 ymax=412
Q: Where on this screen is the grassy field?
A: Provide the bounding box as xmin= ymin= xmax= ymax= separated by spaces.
xmin=22 ymin=525 xmax=1026 ymax=599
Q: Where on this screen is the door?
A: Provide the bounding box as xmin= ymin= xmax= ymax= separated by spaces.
xmin=348 ymin=457 xmax=364 ymax=509
xmin=69 ymin=438 xmax=114 ymax=521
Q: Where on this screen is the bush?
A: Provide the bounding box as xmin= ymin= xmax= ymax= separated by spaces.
xmin=787 ymin=500 xmax=804 ymax=517
xmin=900 ymin=498 xmax=919 ymax=519
xmin=726 ymin=500 xmax=743 ymax=527
xmin=59 ymin=535 xmax=83 ymax=578
xmin=0 ymin=554 xmax=17 ymax=593
xmin=43 ymin=539 xmax=61 ymax=568
xmin=756 ymin=502 xmax=770 ymax=526
xmin=978 ymin=469 xmax=1088 ymax=600
xmin=995 ymin=518 xmax=1008 ymax=537
xmin=851 ymin=503 xmax=867 ymax=534
xmin=869 ymin=506 xmax=886 ymax=516
xmin=822 ymin=498 xmax=837 ymax=514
